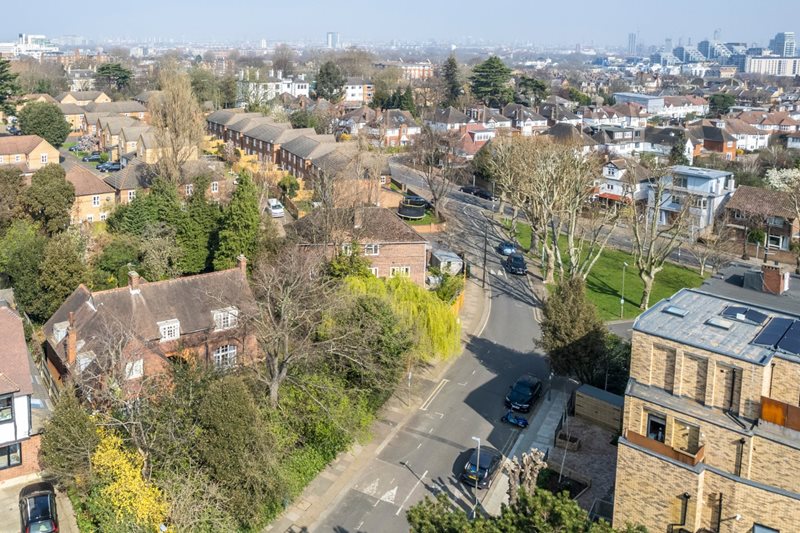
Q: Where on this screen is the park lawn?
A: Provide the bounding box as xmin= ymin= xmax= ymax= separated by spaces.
xmin=503 ymin=219 xmax=704 ymax=320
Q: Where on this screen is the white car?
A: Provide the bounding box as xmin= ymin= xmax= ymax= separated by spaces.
xmin=267 ymin=198 xmax=285 ymax=218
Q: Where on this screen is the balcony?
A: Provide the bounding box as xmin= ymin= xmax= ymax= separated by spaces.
xmin=623 ymin=429 xmax=705 ymax=466
xmin=760 ymin=396 xmax=800 ymax=432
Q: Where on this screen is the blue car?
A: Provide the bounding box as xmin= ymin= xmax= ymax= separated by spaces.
xmin=503 ymin=253 xmax=528 ymax=275
xmin=496 ymin=240 xmax=517 ymax=256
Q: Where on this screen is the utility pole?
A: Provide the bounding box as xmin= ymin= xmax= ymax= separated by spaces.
xmin=482 ymin=218 xmax=488 ymax=288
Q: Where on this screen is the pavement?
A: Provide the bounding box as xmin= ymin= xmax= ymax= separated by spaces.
xmin=267 ymin=175 xmax=550 ymax=532
xmin=0 ymin=474 xmax=79 ymax=533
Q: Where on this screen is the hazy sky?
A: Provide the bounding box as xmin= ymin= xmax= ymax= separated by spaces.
xmin=5 ymin=0 xmax=799 ymax=47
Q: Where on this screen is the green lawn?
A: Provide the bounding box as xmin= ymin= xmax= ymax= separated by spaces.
xmin=503 ymin=219 xmax=704 ymax=320
xmin=406 ymin=210 xmax=442 ymax=226
xmin=63 ymin=141 xmax=77 ymax=150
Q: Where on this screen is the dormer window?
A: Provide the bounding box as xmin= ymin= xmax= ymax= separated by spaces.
xmin=213 ymin=307 xmax=238 ymax=331
xmin=158 ymin=319 xmax=180 ymax=342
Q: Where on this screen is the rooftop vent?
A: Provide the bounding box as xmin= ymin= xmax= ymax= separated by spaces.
xmin=664 ymin=306 xmax=689 ymax=317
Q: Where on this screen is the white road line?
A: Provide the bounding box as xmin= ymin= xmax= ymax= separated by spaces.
xmin=458 ymin=381 xmax=468 ymax=387
xmin=434 ymin=412 xmax=445 ymax=419
xmin=419 ymin=379 xmax=449 ymax=411
xmin=395 ymin=470 xmax=428 ymax=516
xmin=357 ymin=521 xmax=364 ymax=530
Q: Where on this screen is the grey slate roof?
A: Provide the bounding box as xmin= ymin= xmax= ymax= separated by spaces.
xmin=432 ymin=106 xmax=471 ymax=125
xmin=290 ymin=206 xmax=428 ymax=245
xmin=103 ymin=158 xmax=156 ymax=191
xmin=281 ymin=134 xmax=338 ymax=160
xmin=58 ymin=103 xmax=85 ymax=115
xmin=84 ymin=101 xmax=147 ymax=114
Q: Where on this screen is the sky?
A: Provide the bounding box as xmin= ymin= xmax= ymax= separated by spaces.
xmin=5 ymin=0 xmax=799 ymax=48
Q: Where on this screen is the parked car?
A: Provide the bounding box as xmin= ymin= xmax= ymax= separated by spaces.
xmin=459 ymin=185 xmax=480 ymax=195
xmin=82 ymin=153 xmax=102 ymax=162
xmin=68 ymin=144 xmax=79 ymax=152
xmin=402 ymin=194 xmax=431 ymax=209
xmin=460 ymin=447 xmax=502 ymax=489
xmin=503 ymin=253 xmax=528 ymax=275
xmin=19 ymin=481 xmax=58 ymax=533
xmin=267 ymin=198 xmax=285 ymax=218
xmin=504 ymin=374 xmax=542 ymax=413
xmin=473 ymin=188 xmax=494 ymax=201
xmin=99 ymin=163 xmax=121 ymax=172
xmin=7 ymin=126 xmax=22 ymax=136
xmin=96 ymin=162 xmax=110 ymax=170
xmin=496 ymin=240 xmax=517 ymax=256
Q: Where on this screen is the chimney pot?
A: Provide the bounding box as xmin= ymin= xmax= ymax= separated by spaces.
xmin=128 ymin=271 xmax=141 ymax=292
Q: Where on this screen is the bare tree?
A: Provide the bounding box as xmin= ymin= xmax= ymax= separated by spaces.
xmin=504 ymin=448 xmax=547 ymax=507
xmin=271 ymin=44 xmax=296 ymax=77
xmin=149 ymin=64 xmax=205 ymax=183
xmin=624 ymin=166 xmax=691 ymax=310
xmin=408 ymin=125 xmax=461 ymax=221
xmin=685 ymin=217 xmax=733 ymax=276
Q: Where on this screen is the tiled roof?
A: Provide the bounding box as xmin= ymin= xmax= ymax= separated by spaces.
xmin=281 ymin=134 xmax=338 ymax=160
xmin=66 ymin=165 xmax=115 ymax=196
xmin=103 ymin=158 xmax=156 ymax=191
xmin=0 ymin=306 xmax=33 ymax=396
xmin=58 ymin=103 xmax=85 ymax=115
xmin=725 ymin=185 xmax=796 ymax=220
xmin=84 ymin=101 xmax=147 ymax=114
xmin=432 ymin=106 xmax=470 ymax=125
xmin=56 ymin=91 xmax=108 ymax=103
xmin=290 ymin=206 xmax=428 ymax=245
xmin=0 ymin=135 xmax=46 ymax=155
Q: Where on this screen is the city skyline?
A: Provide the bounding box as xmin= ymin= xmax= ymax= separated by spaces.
xmin=7 ymin=0 xmax=799 ymax=48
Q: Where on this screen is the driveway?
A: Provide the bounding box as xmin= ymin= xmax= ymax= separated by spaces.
xmin=0 ymin=475 xmax=79 ymax=533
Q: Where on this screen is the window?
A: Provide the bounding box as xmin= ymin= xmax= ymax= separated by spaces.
xmin=752 ymin=524 xmax=780 ymax=533
xmin=646 ymin=413 xmax=666 ymax=443
xmin=0 ymin=156 xmax=4 ymax=164
xmin=0 ymin=443 xmax=21 ymax=469
xmin=672 ymin=176 xmax=688 ymax=188
xmin=158 ymin=319 xmax=180 ymax=342
xmin=92 ymin=195 xmax=100 ymax=206
xmin=100 ymin=212 xmax=107 ymax=221
xmin=390 ymin=266 xmax=411 ymax=277
xmin=211 ymin=181 xmax=219 ymax=193
xmin=0 ymin=396 xmax=11 ymax=422
xmin=213 ymin=345 xmax=237 ymax=369
xmin=380 ymin=175 xmax=387 ymax=185
xmin=341 ymin=243 xmax=353 ymax=256
xmin=86 ymin=215 xmax=93 ymax=222
xmin=40 ymin=153 xmax=48 ymax=164
xmin=124 ymin=359 xmax=144 ymax=380
xmin=185 ymin=184 xmax=194 ymax=196
xmin=768 ymin=234 xmax=785 ymax=249
xmin=369 ymin=267 xmax=379 ymax=277
xmin=691 ymin=197 xmax=708 ymax=209
xmin=128 ymin=190 xmax=136 ymax=201
xmin=767 ymin=216 xmax=784 ymax=227
xmin=14 ymin=154 xmax=21 ymax=163
xmin=364 ymin=244 xmax=380 ymax=256
xmin=734 ymin=209 xmax=744 ymax=220
xmin=213 ymin=307 xmax=238 ymax=331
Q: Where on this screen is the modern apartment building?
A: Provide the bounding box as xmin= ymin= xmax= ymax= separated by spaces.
xmin=746 ymin=56 xmax=800 ymax=77
xmin=613 ymin=277 xmax=800 ymax=533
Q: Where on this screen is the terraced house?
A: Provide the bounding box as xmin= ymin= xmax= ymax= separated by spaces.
xmin=614 ymin=280 xmax=800 ymax=533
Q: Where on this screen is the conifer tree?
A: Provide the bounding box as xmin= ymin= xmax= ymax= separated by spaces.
xmin=213 ymin=172 xmax=261 ymax=270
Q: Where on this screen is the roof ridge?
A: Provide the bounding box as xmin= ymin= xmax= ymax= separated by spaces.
xmin=91 ymin=267 xmax=244 ymax=297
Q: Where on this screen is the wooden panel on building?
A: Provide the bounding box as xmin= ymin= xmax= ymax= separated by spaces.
xmin=574 ymin=384 xmax=623 ymax=432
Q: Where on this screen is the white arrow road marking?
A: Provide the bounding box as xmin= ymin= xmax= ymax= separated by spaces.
xmin=362 ymin=478 xmax=379 ymax=497
xmin=396 ymin=470 xmax=428 ymax=515
xmin=379 ymin=486 xmax=398 ymax=505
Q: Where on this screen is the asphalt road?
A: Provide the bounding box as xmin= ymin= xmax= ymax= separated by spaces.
xmin=313 ymin=190 xmax=548 ymax=532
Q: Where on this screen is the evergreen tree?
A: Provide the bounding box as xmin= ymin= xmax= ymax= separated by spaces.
xmin=0 ymin=57 xmax=19 ymax=116
xmin=16 ymin=164 xmax=75 ymax=235
xmin=442 ymin=55 xmax=461 ymax=107
xmin=314 ymin=61 xmax=345 ymax=102
xmin=0 ymin=166 xmax=23 ymax=231
xmin=95 ymin=62 xmax=132 ymax=92
xmin=0 ymin=220 xmax=46 ymax=319
xmin=91 ymin=234 xmax=141 ymax=289
xmin=178 ymin=175 xmax=222 ymax=273
xmin=516 ymin=75 xmax=548 ymax=106
xmin=38 ymin=231 xmax=89 ymax=321
xmin=17 ymin=101 xmax=71 ymax=147
xmin=669 ymin=130 xmax=690 ymax=166
xmin=213 ymin=172 xmax=261 ymax=270
xmin=538 ymin=277 xmax=609 ymax=385
xmin=400 ymin=86 xmax=416 ymax=116
xmin=108 ymin=178 xmax=183 ymax=237
xmin=469 ymin=56 xmax=513 ymax=107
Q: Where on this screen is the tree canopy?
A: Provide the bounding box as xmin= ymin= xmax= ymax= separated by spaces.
xmin=442 ymin=55 xmax=462 ymax=107
xmin=16 ymin=164 xmax=75 ymax=235
xmin=96 ymin=62 xmax=133 ymax=92
xmin=18 ymin=101 xmax=71 ymax=147
xmin=213 ymin=172 xmax=261 ymax=270
xmin=709 ymin=93 xmax=735 ymax=116
xmin=470 ymin=56 xmax=513 ymax=107
xmin=0 ymin=57 xmax=20 ymax=115
xmin=314 ymin=61 xmax=346 ymax=102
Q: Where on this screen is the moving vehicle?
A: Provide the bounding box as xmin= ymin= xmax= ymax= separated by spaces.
xmin=460 ymin=447 xmax=502 ymax=489
xmin=267 ymin=198 xmax=285 ymax=218
xmin=501 ymin=409 xmax=529 ymax=428
xmin=496 ymin=240 xmax=517 ymax=256
xmin=504 ymin=374 xmax=542 ymax=413
xmin=503 ymin=253 xmax=528 ymax=275
xmin=19 ymin=481 xmax=58 ymax=533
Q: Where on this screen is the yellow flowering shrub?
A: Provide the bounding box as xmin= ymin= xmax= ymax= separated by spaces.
xmin=91 ymin=430 xmax=168 ymax=530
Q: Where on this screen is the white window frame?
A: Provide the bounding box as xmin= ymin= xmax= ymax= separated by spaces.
xmin=124 ymin=358 xmax=144 ymax=380
xmin=341 ymin=243 xmax=353 ymax=256
xmin=364 ymin=244 xmax=380 ymax=256
xmin=14 ymin=154 xmax=21 ymax=163
xmin=213 ymin=307 xmax=239 ymax=331
xmin=92 ymin=195 xmax=100 ymax=206
xmin=128 ymin=190 xmax=136 ymax=201
xmin=100 ymin=212 xmax=107 ymax=221
xmin=213 ymin=344 xmax=237 ymax=369
xmin=185 ymin=183 xmax=194 ymax=196
xmin=40 ymin=153 xmax=48 ymax=164
xmin=0 ymin=156 xmax=4 ymax=164
xmin=211 ymin=181 xmax=219 ymax=193
xmin=767 ymin=216 xmax=784 ymax=227
xmin=158 ymin=319 xmax=180 ymax=342
xmin=369 ymin=267 xmax=379 ymax=277
xmin=86 ymin=214 xmax=93 ymax=222
xmin=767 ymin=234 xmax=785 ymax=249
xmin=390 ymin=266 xmax=411 ymax=277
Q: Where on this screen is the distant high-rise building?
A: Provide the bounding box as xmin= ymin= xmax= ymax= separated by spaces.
xmin=326 ymin=32 xmax=340 ymax=50
xmin=664 ymin=38 xmax=673 ymax=53
xmin=260 ymin=39 xmax=267 ymax=49
xmin=628 ymin=32 xmax=637 ymax=55
xmin=769 ymin=32 xmax=796 ymax=57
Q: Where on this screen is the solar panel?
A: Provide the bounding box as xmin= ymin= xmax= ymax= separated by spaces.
xmin=721 ymin=306 xmax=769 ymax=325
xmin=745 ymin=309 xmax=769 ymax=325
xmin=722 ymin=306 xmax=749 ymax=320
xmin=777 ymin=320 xmax=800 ymax=356
xmin=753 ymin=318 xmax=793 ymax=348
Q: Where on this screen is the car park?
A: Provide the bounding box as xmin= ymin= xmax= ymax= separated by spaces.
xmin=496 ymin=240 xmax=517 ymax=256
xmin=504 ymin=374 xmax=542 ymax=413
xmin=267 ymin=198 xmax=285 ymax=218
xmin=460 ymin=447 xmax=502 ymax=489
xmin=19 ymin=481 xmax=58 ymax=533
xmin=503 ymin=253 xmax=528 ymax=275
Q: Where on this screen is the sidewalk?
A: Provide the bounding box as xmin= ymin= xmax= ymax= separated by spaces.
xmin=265 ymin=277 xmax=491 ymax=532
xmin=482 ymin=379 xmax=575 ymax=515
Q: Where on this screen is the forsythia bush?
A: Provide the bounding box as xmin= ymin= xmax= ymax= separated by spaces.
xmin=91 ymin=430 xmax=168 ymax=530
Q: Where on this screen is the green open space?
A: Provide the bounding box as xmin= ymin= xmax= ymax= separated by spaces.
xmin=503 ymin=219 xmax=704 ymax=320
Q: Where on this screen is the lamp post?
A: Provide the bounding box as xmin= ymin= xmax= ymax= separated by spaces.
xmin=471 ymin=436 xmax=481 ymax=518
xmin=620 ymin=262 xmax=628 ymax=319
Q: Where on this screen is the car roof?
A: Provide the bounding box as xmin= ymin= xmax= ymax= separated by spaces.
xmin=19 ymin=482 xmax=55 ymax=499
xmin=469 ymin=447 xmax=502 ymax=464
xmin=515 ymin=374 xmax=541 ymax=386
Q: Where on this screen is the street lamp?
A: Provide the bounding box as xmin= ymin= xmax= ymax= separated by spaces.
xmin=620 ymin=262 xmax=628 ymax=319
xmin=471 ymin=436 xmax=481 ymax=518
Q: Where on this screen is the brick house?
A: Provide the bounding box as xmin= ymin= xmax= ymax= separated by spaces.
xmin=613 ymin=287 xmax=800 ymax=533
xmin=245 ymin=124 xmax=314 ymax=166
xmin=365 ymin=109 xmax=421 ymax=148
xmin=688 ymin=123 xmax=739 ymax=161
xmin=725 ymin=185 xmax=799 ymax=252
xmin=290 ymin=207 xmax=429 ymax=286
xmin=65 ymin=164 xmax=116 ymax=224
xmin=279 ymin=134 xmax=338 ymax=180
xmin=0 ymin=305 xmax=43 ymax=483
xmin=83 ymin=100 xmax=149 ymax=122
xmin=58 ymin=103 xmax=86 ymax=132
xmin=118 ymin=126 xmax=152 ymax=159
xmin=56 ymin=90 xmax=111 ymax=106
xmin=0 ymin=135 xmax=60 ymax=176
xmin=205 ymin=109 xmax=262 ymax=142
xmin=97 ymin=115 xmax=139 ymax=152
xmin=42 ymin=259 xmax=258 ymax=389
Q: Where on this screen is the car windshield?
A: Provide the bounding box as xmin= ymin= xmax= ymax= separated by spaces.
xmin=513 ymin=380 xmax=533 ymax=394
xmin=28 ymin=520 xmax=55 ymax=533
xmin=510 ymin=255 xmax=525 ymax=266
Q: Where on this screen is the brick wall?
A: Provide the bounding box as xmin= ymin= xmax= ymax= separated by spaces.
xmin=0 ymin=435 xmax=42 ymax=483
xmin=368 ymin=242 xmax=427 ymax=287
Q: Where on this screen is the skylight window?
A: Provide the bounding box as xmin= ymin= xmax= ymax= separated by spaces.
xmin=663 ymin=306 xmax=689 ymax=317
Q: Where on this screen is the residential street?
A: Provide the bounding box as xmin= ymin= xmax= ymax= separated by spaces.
xmin=310 ymin=186 xmax=548 ymax=531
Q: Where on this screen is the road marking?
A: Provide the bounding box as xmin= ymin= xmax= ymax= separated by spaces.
xmin=416 ymin=443 xmax=422 ymax=449
xmin=458 ymin=381 xmax=468 ymax=387
xmin=428 ymin=427 xmax=433 ymax=433
xmin=380 ymin=486 xmax=398 ymax=505
xmin=357 ymin=521 xmax=364 ymax=530
xmin=472 ymin=370 xmax=476 ymax=375
xmin=434 ymin=412 xmax=445 ymax=419
xmin=419 ymin=379 xmax=449 ymax=411
xmin=395 ymin=470 xmax=428 ymax=515
xmin=363 ymin=478 xmax=379 ymax=497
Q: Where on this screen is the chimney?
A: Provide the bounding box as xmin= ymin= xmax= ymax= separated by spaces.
xmin=128 ymin=271 xmax=141 ymax=293
xmin=237 ymin=254 xmax=248 ymax=274
xmin=66 ymin=312 xmax=77 ymax=366
xmin=762 ymin=263 xmax=789 ymax=295
xmin=353 ymin=209 xmax=363 ymax=230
